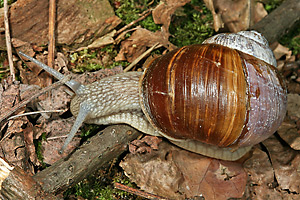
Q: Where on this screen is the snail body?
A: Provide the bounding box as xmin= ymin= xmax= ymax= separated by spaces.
xmin=19 ymin=30 xmax=287 ymax=161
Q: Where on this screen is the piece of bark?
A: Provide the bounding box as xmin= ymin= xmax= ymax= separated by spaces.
xmin=0 ymin=0 xmax=121 ymax=50
xmin=0 ymin=125 xmax=140 ymax=198
xmin=250 ymin=0 xmax=300 ymax=44
xmin=1 ymin=166 xmax=60 ymax=200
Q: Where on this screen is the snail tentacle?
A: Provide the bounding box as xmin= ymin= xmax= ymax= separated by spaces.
xmin=19 ymin=51 xmax=85 ymax=94
xmin=59 ymin=102 xmax=91 ymax=153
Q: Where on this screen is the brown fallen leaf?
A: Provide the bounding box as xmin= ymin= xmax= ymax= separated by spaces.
xmin=173 ymin=149 xmax=247 ymax=200
xmin=152 ymin=0 xmax=191 ymax=31
xmin=38 ymin=117 xmax=81 ymax=165
xmin=276 ymin=94 xmax=300 ymax=150
xmin=23 ymin=122 xmax=40 ymax=167
xmin=120 ymin=142 xmax=184 ymax=199
xmin=263 ymin=135 xmax=300 ymax=194
xmin=116 ymin=0 xmax=190 ymax=63
xmin=0 ymin=77 xmax=35 ymax=174
xmin=121 ymin=141 xmax=247 ymax=199
xmin=203 ymin=0 xmax=267 ymax=32
xmin=243 ymin=147 xmax=281 ymax=199
xmin=18 ymin=54 xmax=52 ymax=90
xmin=129 ymin=135 xmax=162 ymax=154
xmin=277 ymin=120 xmax=300 ymax=150
xmin=273 ymin=43 xmax=293 ymax=60
xmin=115 ymin=28 xmax=175 ymax=63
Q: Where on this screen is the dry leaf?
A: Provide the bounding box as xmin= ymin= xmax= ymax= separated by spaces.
xmin=277 ymin=120 xmax=300 ymax=150
xmin=39 ymin=117 xmax=81 ymax=165
xmin=203 ymin=0 xmax=267 ymax=32
xmin=276 ymin=94 xmax=300 ymax=150
xmin=75 ymin=30 xmax=116 ymax=52
xmin=24 ymin=123 xmax=40 ymax=167
xmin=263 ymin=135 xmax=300 ymax=194
xmin=129 ymin=136 xmax=162 ymax=154
xmin=152 ymin=0 xmax=190 ymax=30
xmin=273 ymin=43 xmax=293 ymax=60
xmin=243 ymin=147 xmax=280 ymax=199
xmin=121 ymin=141 xmax=247 ymax=199
xmin=116 ymin=0 xmax=190 ymax=63
xmin=116 ymin=28 xmax=175 ymax=62
xmin=120 ymin=142 xmax=184 ymax=199
xmin=0 ymin=78 xmax=35 ymax=174
xmin=18 ymin=54 xmax=52 ymax=89
xmin=173 ymin=150 xmax=247 ymax=200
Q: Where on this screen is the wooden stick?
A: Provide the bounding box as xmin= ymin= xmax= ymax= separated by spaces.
xmin=7 ymin=110 xmax=65 ymax=120
xmin=3 ymin=0 xmax=15 ymax=81
xmin=250 ymin=0 xmax=300 ymax=44
xmin=48 ymin=0 xmax=56 ymax=68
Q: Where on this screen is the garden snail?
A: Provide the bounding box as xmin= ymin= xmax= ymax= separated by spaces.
xmin=19 ymin=30 xmax=287 ymax=161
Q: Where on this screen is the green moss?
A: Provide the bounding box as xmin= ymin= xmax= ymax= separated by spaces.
xmin=112 ymin=0 xmax=160 ymax=31
xmin=279 ymin=22 xmax=300 ymax=55
xmin=69 ymin=46 xmax=129 ymax=73
xmin=263 ymin=0 xmax=284 ymax=13
xmin=34 ymin=132 xmax=47 ymax=169
xmin=64 ymin=168 xmax=142 ymax=199
xmin=169 ymin=1 xmax=214 ymax=47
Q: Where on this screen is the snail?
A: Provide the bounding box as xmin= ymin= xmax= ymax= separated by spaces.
xmin=19 ymin=30 xmax=287 ymax=161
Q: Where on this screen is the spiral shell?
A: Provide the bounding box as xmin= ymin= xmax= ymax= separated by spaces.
xmin=140 ymin=31 xmax=287 ymax=149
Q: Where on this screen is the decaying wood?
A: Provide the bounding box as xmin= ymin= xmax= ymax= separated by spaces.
xmin=1 ymin=166 xmax=59 ymax=200
xmin=0 ymin=0 xmax=121 ymax=50
xmin=0 ymin=125 xmax=141 ymax=198
xmin=251 ymin=0 xmax=300 ymax=44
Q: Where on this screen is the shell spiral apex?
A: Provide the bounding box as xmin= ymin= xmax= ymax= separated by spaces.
xmin=202 ymin=30 xmax=277 ymax=67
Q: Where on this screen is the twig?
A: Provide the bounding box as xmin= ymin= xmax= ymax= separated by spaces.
xmin=0 ymin=75 xmax=71 ymax=142
xmin=46 ymin=135 xmax=69 ymax=141
xmin=7 ymin=110 xmax=65 ymax=120
xmin=4 ymin=0 xmax=15 ymax=81
xmin=124 ymin=42 xmax=162 ymax=72
xmin=48 ymin=0 xmax=56 ymax=69
xmin=116 ymin=9 xmax=152 ymax=36
xmin=114 ymin=182 xmax=169 ymax=200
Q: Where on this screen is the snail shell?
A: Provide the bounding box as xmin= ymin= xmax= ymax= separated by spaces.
xmin=140 ymin=31 xmax=287 ymax=153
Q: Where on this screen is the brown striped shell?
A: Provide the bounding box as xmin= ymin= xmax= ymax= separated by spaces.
xmin=139 ymin=31 xmax=287 ymax=148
